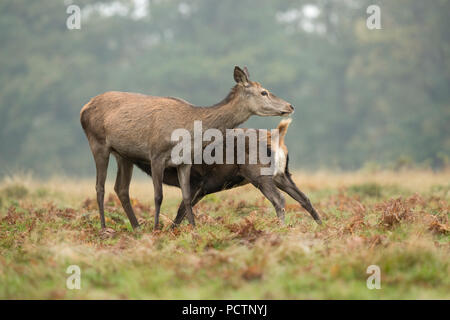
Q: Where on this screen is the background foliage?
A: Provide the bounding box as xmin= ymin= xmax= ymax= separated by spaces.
xmin=0 ymin=0 xmax=449 ymax=176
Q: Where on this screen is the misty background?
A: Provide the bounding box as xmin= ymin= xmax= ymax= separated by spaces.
xmin=0 ymin=0 xmax=449 ymax=177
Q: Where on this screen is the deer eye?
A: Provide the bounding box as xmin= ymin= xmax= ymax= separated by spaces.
xmin=261 ymin=91 xmax=268 ymax=96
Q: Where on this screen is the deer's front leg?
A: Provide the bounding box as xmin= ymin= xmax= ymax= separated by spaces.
xmin=151 ymin=160 xmax=165 ymax=230
xmin=177 ymin=164 xmax=196 ymax=226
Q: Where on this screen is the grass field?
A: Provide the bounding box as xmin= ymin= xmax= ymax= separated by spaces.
xmin=0 ymin=170 xmax=449 ymax=299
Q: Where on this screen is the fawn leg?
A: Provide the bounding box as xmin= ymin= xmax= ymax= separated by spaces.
xmin=172 ymin=185 xmax=204 ymax=227
xmin=274 ymin=174 xmax=322 ymax=224
xmin=241 ymin=168 xmax=286 ymax=223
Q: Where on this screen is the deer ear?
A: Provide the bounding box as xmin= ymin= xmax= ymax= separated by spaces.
xmin=243 ymin=66 xmax=250 ymax=79
xmin=234 ymin=66 xmax=249 ymax=84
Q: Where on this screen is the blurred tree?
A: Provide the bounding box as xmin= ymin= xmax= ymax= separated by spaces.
xmin=0 ymin=0 xmax=448 ymax=176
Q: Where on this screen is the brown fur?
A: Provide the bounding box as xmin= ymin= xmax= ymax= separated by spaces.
xmin=171 ymin=119 xmax=322 ymax=226
xmin=80 ymin=66 xmax=294 ymax=230
xmin=118 ymin=120 xmax=322 ymax=226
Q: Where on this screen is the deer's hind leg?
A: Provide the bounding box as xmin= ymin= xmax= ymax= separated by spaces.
xmin=241 ymin=168 xmax=286 ymax=224
xmin=113 ymin=153 xmax=140 ymax=229
xmin=274 ymin=173 xmax=322 ymax=224
xmin=257 ymin=179 xmax=286 ymax=223
xmin=87 ymin=138 xmax=110 ymax=229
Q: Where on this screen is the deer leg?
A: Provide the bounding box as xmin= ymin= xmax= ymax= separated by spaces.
xmin=177 ymin=164 xmax=196 ymax=226
xmin=92 ymin=145 xmax=110 ymax=229
xmin=172 ymin=170 xmax=237 ymax=227
xmin=172 ymin=185 xmax=204 ymax=227
xmin=113 ymin=154 xmax=140 ymax=229
xmin=274 ymin=174 xmax=322 ymax=224
xmin=258 ymin=180 xmax=286 ymax=223
xmin=241 ymin=170 xmax=286 ymax=223
xmin=151 ymin=161 xmax=164 ymax=230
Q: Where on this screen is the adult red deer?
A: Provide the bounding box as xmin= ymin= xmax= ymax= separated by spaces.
xmin=80 ymin=66 xmax=294 ymax=231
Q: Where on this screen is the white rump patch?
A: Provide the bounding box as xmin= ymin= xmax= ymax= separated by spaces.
xmin=274 ymin=148 xmax=286 ymax=176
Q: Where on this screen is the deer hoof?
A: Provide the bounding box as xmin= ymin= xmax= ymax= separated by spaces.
xmin=137 ymin=217 xmax=147 ymax=226
xmin=153 ymin=223 xmax=164 ymax=231
xmin=99 ymin=227 xmax=116 ymax=239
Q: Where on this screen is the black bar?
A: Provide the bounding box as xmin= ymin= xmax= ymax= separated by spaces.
xmin=0 ymin=300 xmax=445 ymax=318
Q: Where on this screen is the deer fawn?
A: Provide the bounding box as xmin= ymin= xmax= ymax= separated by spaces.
xmin=80 ymin=66 xmax=294 ymax=231
xmin=135 ymin=119 xmax=322 ymax=227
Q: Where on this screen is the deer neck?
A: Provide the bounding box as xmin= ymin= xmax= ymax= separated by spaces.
xmin=201 ymin=90 xmax=252 ymax=132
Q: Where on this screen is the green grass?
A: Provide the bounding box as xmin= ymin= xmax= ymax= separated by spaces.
xmin=0 ymin=173 xmax=449 ymax=299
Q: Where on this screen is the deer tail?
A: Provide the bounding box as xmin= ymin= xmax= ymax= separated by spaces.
xmin=277 ymin=118 xmax=292 ymax=147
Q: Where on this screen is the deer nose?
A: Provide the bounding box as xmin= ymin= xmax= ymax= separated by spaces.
xmin=289 ymin=104 xmax=294 ymax=111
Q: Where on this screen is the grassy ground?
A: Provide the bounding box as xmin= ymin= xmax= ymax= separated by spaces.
xmin=0 ymin=170 xmax=449 ymax=299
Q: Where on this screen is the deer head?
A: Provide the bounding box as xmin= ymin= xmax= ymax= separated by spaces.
xmin=233 ymin=66 xmax=294 ymax=117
